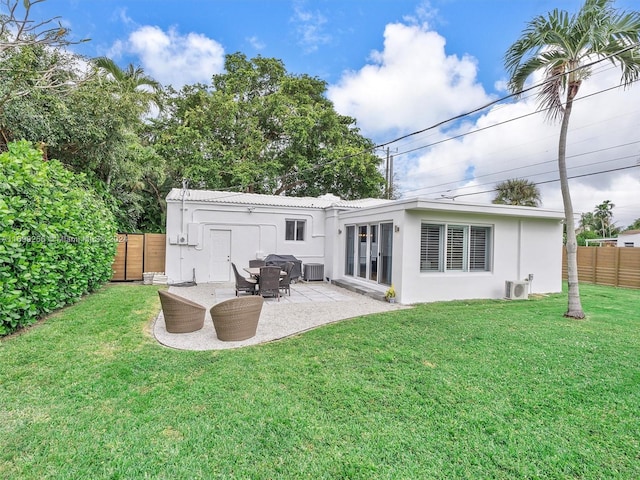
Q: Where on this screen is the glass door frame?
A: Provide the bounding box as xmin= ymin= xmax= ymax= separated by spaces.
xmin=345 ymin=221 xmax=392 ymax=286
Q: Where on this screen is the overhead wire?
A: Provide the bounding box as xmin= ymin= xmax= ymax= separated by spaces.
xmin=447 ymin=163 xmax=640 ymax=200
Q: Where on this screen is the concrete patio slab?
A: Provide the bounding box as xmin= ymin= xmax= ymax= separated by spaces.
xmin=153 ymin=282 xmax=407 ymax=350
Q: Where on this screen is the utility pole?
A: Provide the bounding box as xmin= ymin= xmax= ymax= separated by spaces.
xmin=388 ymin=153 xmax=394 ymax=200
xmin=385 ymin=147 xmax=390 ymax=199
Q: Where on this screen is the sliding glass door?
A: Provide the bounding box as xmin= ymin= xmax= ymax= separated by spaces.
xmin=345 ymin=222 xmax=392 ymax=286
xmin=379 ymin=223 xmax=393 ymax=286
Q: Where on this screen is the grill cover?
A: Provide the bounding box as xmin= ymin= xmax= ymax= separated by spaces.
xmin=264 ymin=254 xmax=302 ymax=281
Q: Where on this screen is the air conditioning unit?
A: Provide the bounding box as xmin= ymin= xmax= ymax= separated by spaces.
xmin=304 ymin=263 xmax=324 ymax=281
xmin=505 ymin=280 xmax=528 ymax=300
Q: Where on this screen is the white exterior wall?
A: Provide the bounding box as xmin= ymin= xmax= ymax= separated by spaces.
xmin=617 ymin=232 xmax=640 ymax=247
xmin=399 ymin=211 xmax=562 ymax=303
xmin=333 ymin=205 xmax=563 ymax=304
xmin=165 ymin=191 xmax=564 ymax=305
xmin=165 ymin=200 xmax=327 ymax=284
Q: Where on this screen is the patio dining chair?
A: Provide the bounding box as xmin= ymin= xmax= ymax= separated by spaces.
xmin=279 ymin=261 xmax=295 ymax=296
xmin=210 ymin=296 xmax=264 ymax=341
xmin=258 ymin=265 xmax=281 ymax=301
xmin=158 ymin=290 xmax=206 ymax=333
xmin=232 ymin=262 xmax=257 ymax=296
xmin=249 ymin=259 xmax=266 ymax=268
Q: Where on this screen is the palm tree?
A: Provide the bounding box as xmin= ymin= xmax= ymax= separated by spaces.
xmin=505 ymin=0 xmax=640 ymax=319
xmin=93 ymin=57 xmax=163 ymax=113
xmin=594 ymin=199 xmax=616 ymax=237
xmin=492 ymin=178 xmax=541 ymax=207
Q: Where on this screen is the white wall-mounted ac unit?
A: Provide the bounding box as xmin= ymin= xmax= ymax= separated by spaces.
xmin=505 ymin=280 xmax=528 ymax=300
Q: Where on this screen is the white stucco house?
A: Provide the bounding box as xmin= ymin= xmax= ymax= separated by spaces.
xmin=617 ymin=230 xmax=640 ymax=247
xmin=165 ymin=188 xmax=565 ymax=304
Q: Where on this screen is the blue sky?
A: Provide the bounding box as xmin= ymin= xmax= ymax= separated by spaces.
xmin=31 ymin=0 xmax=640 ymax=227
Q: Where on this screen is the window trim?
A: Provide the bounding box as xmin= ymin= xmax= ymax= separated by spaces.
xmin=285 ymin=219 xmax=306 ymax=242
xmin=420 ymin=222 xmax=492 ymax=273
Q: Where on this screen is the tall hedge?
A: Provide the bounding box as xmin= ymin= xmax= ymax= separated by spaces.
xmin=0 ymin=141 xmax=117 ymax=335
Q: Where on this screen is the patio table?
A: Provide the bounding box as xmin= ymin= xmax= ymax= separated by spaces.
xmin=244 ymin=267 xmax=286 ymax=278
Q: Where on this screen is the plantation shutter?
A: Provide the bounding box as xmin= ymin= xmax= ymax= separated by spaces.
xmin=420 ymin=224 xmax=442 ymax=271
xmin=469 ymin=226 xmax=490 ymax=271
xmin=446 ymin=226 xmax=466 ymax=270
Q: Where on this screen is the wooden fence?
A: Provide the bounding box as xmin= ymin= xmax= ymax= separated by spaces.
xmin=111 ymin=233 xmax=166 ymax=281
xmin=562 ymin=246 xmax=640 ymax=289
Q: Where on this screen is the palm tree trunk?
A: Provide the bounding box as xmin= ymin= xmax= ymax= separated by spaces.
xmin=559 ymin=92 xmax=585 ymax=319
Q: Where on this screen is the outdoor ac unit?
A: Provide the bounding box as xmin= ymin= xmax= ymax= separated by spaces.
xmin=304 ymin=263 xmax=324 ymax=281
xmin=505 ymin=280 xmax=528 ymax=300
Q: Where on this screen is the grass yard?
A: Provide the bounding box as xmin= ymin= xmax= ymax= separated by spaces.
xmin=1 ymin=283 xmax=639 ymax=479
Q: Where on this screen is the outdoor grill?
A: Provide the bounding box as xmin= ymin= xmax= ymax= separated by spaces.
xmin=264 ymin=254 xmax=302 ymax=281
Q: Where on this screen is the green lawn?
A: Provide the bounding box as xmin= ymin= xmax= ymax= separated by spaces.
xmin=1 ymin=283 xmax=638 ymax=479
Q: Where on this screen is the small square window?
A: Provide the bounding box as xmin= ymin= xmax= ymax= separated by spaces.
xmin=286 ymin=220 xmax=305 ymax=241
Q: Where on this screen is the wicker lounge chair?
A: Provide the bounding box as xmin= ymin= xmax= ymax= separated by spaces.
xmin=210 ymin=296 xmax=264 ymax=341
xmin=258 ymin=265 xmax=281 ymax=301
xmin=279 ymin=261 xmax=295 ymax=296
xmin=249 ymin=259 xmax=266 ymax=268
xmin=232 ymin=262 xmax=257 ymax=296
xmin=158 ymin=290 xmax=206 ymax=333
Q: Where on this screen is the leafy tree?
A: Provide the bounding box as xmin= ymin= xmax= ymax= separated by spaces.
xmin=0 ymin=140 xmax=117 ymax=335
xmin=152 ymin=53 xmax=385 ymax=199
xmin=0 ymin=43 xmax=166 ymax=232
xmin=492 ymin=178 xmax=541 ymax=206
xmin=579 ymin=211 xmax=596 ymax=232
xmin=505 ymin=0 xmax=640 ymax=319
xmin=0 ymin=0 xmax=88 ymax=109
xmin=576 ymin=229 xmax=600 ymax=246
xmin=625 ymin=218 xmax=640 ymax=231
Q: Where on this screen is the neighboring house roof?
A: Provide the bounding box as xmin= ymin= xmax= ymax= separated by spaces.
xmin=619 ymin=229 xmax=640 ymax=236
xmin=166 ymin=189 xmax=392 ymax=209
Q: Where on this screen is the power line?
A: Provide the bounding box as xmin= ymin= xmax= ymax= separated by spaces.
xmin=444 ymin=163 xmax=640 ymax=201
xmin=401 ymin=139 xmax=640 ymax=196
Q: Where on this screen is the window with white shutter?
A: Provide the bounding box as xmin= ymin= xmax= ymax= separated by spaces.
xmin=469 ymin=226 xmax=490 ymax=271
xmin=446 ymin=226 xmax=466 ymax=271
xmin=420 ymin=222 xmax=492 ymax=273
xmin=420 ymin=224 xmax=443 ymax=271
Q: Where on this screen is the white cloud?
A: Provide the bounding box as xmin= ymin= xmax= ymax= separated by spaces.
xmin=291 ymin=4 xmax=331 ymax=53
xmin=399 ymin=68 xmax=640 ymax=227
xmin=327 ymin=12 xmax=640 ymax=229
xmin=328 ymin=22 xmax=490 ymax=137
xmin=247 ymin=35 xmax=265 ymax=51
xmin=123 ymin=25 xmax=225 ymax=88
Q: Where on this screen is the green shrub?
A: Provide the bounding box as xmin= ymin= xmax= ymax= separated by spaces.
xmin=0 ymin=140 xmax=117 ymax=335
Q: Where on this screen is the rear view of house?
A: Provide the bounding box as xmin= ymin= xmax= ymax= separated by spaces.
xmin=165 ymin=189 xmax=565 ymax=304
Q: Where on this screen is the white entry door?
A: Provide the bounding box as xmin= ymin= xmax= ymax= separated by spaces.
xmin=209 ymin=230 xmax=231 ymax=282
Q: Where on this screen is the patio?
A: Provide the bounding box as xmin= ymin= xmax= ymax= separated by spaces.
xmin=153 ymin=281 xmax=406 ymax=350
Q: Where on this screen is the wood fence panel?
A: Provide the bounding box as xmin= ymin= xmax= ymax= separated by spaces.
xmin=143 ymin=233 xmax=166 ymax=273
xmin=618 ymin=248 xmax=640 ymax=288
xmin=111 ymin=234 xmax=128 ymax=281
xmin=595 ymin=247 xmax=617 ymax=286
xmin=563 ymin=246 xmax=640 ymax=289
xmin=576 ymin=247 xmax=596 ymax=283
xmin=125 ymin=234 xmax=144 ymax=281
xmin=111 ymin=233 xmax=166 ymax=281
